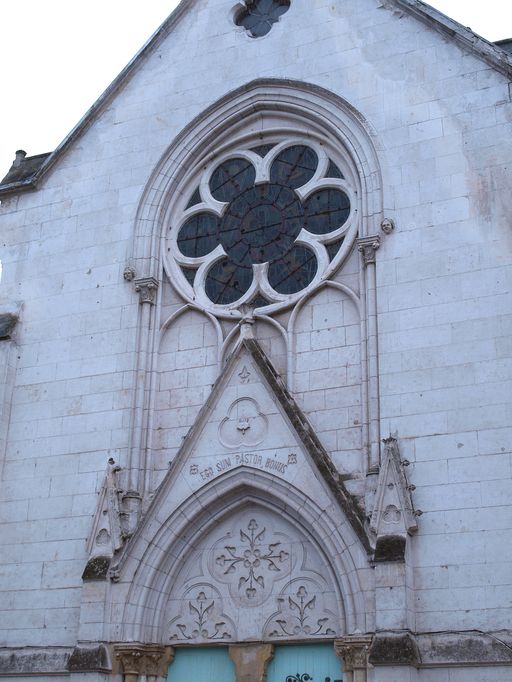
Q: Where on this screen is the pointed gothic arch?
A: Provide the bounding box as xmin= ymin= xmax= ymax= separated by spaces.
xmin=119 ymin=465 xmax=370 ymax=643
xmin=129 ymin=78 xmax=384 ymax=282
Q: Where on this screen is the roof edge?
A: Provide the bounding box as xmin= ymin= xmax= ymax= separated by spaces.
xmin=1 ymin=0 xmax=510 ymax=198
xmin=394 ymin=0 xmax=512 ymax=78
xmin=0 ymin=0 xmax=195 ymax=198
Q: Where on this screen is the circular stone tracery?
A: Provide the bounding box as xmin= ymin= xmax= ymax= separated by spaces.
xmin=222 ymin=184 xmax=303 ymax=266
xmin=172 ymin=143 xmax=355 ymax=311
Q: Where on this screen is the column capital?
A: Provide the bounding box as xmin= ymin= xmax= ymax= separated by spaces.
xmin=357 ymin=235 xmax=381 ymax=266
xmin=335 ymin=635 xmax=373 ymax=671
xmin=134 ymin=277 xmax=159 ymax=305
xmin=113 ymin=643 xmax=174 ymax=682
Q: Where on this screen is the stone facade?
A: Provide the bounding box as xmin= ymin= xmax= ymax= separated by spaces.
xmin=0 ymin=1 xmax=511 ymax=680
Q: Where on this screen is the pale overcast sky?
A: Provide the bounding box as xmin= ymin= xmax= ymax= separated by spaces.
xmin=0 ymin=0 xmax=510 ymax=176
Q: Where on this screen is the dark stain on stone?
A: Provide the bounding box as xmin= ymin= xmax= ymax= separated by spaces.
xmin=374 ymin=534 xmax=406 ymax=562
xmin=67 ymin=645 xmax=111 ymax=672
xmin=82 ymin=556 xmax=111 ymax=581
xmin=0 ymin=313 xmax=18 ymax=340
xmin=0 ymin=650 xmax=70 ymax=674
xmin=369 ymin=632 xmax=420 ymax=666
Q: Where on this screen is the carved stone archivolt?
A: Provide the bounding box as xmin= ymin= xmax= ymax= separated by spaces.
xmin=163 ymin=508 xmax=341 ymax=643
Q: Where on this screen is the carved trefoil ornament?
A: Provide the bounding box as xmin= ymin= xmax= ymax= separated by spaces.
xmin=265 ymin=578 xmax=338 ymax=639
xmin=163 ymin=508 xmax=342 ymax=642
xmin=218 ymin=397 xmax=268 ymax=449
xmin=167 ymin=584 xmax=235 ymax=642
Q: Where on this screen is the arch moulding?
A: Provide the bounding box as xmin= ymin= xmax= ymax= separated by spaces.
xmin=129 ymin=78 xmax=384 ymax=280
xmin=115 ymin=466 xmax=370 ymax=645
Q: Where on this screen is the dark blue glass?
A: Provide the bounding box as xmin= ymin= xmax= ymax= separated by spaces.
xmin=220 ymin=183 xmax=303 ymax=266
xmin=326 ymin=160 xmax=344 ymax=179
xmin=236 ymin=0 xmax=290 ymax=38
xmin=185 ymin=187 xmax=201 ymax=209
xmin=268 ymin=245 xmax=317 ymax=294
xmin=210 ymin=158 xmax=256 ymax=203
xmin=177 ymin=213 xmax=219 ymax=258
xmin=270 ymin=145 xmax=318 ymax=189
xmin=303 ymin=189 xmax=350 ymax=235
xmin=177 ymin=145 xmax=349 ymax=306
xmin=181 ymin=267 xmax=197 ymax=286
xmin=205 ymin=259 xmax=253 ymax=305
xmin=325 ymin=237 xmax=345 ymax=261
xmin=251 ymin=143 xmax=276 ymax=157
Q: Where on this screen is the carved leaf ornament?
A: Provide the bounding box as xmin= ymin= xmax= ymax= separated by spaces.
xmin=215 ymin=519 xmax=289 ymax=599
xmin=166 ymin=513 xmax=341 ymax=642
xmin=169 ymin=588 xmax=235 ymax=641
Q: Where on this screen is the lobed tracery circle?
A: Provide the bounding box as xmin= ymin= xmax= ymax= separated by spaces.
xmin=169 ymin=140 xmax=358 ymax=315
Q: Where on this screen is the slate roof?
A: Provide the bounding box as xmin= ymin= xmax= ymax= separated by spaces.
xmin=0 ymin=0 xmax=511 ymax=198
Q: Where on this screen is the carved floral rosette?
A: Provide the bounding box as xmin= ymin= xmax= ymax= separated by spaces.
xmin=163 ymin=511 xmax=342 ymax=643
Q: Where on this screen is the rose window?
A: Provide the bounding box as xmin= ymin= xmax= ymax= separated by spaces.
xmin=168 ymin=142 xmax=358 ymax=314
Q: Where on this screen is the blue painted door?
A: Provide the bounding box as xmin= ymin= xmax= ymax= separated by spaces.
xmin=167 ymin=646 xmax=236 ymax=682
xmin=266 ymin=644 xmax=343 ymax=682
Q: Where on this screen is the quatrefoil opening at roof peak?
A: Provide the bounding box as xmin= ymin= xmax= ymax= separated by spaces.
xmin=235 ymin=0 xmax=291 ymax=39
xmin=168 ymin=140 xmax=359 ymax=318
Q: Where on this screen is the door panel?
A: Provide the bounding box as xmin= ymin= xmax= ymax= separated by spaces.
xmin=167 ymin=647 xmax=236 ymax=682
xmin=266 ymin=644 xmax=343 ymax=682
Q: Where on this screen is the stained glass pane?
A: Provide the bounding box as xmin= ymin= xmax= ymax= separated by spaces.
xmin=268 ymin=245 xmax=317 ymax=294
xmin=220 ymin=184 xmax=303 ymax=266
xmin=303 ymin=188 xmax=350 ymax=235
xmin=270 ymin=145 xmax=318 ymax=189
xmin=177 ymin=213 xmax=219 ymax=258
xmin=249 ymin=294 xmax=272 ymax=308
xmin=205 ymin=259 xmax=253 ymax=305
xmin=326 ymin=237 xmax=345 ymax=261
xmin=326 ymin=160 xmax=344 ymax=179
xmin=251 ymin=144 xmax=276 ymax=157
xmin=210 ymin=158 xmax=256 ymax=203
xmin=181 ymin=266 xmax=197 ymax=286
xmin=185 ymin=187 xmax=202 ymax=209
xmin=236 ymin=0 xmax=290 ymax=38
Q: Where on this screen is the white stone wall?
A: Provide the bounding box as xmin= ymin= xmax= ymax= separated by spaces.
xmin=0 ymin=0 xmax=510 ymax=671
